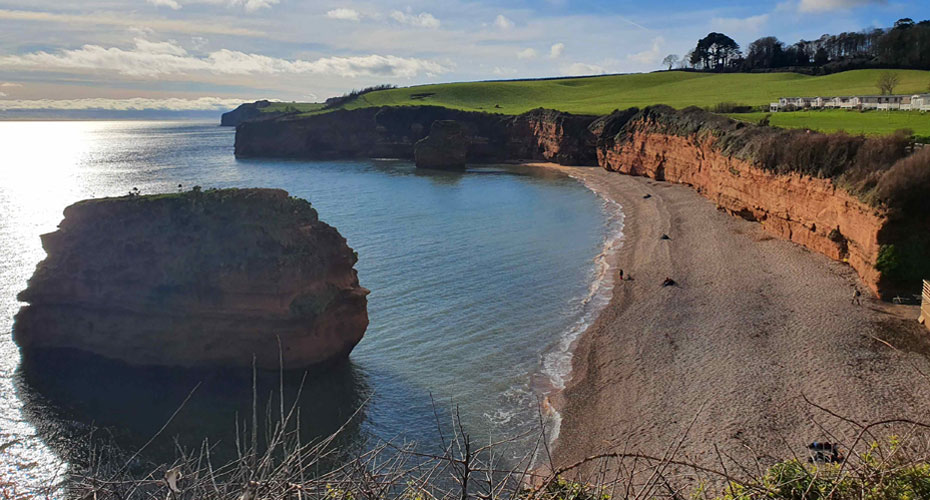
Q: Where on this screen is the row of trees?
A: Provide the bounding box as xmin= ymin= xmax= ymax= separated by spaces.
xmin=662 ymin=18 xmax=930 ymax=73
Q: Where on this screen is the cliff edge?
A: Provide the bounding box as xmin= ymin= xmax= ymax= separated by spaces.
xmin=221 ymin=100 xmax=291 ymax=127
xmin=13 ymin=188 xmax=369 ymax=370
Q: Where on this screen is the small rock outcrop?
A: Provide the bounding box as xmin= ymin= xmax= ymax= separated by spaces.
xmin=221 ymin=100 xmax=281 ymax=126
xmin=415 ymin=120 xmax=468 ymax=169
xmin=14 ymin=188 xmax=369 ymax=370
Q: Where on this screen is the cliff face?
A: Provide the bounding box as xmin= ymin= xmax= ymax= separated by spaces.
xmin=14 ymin=188 xmax=369 ymax=370
xmin=235 ymin=106 xmax=598 ymax=166
xmin=597 ymin=111 xmax=888 ymax=295
xmin=506 ymin=109 xmax=599 ymax=166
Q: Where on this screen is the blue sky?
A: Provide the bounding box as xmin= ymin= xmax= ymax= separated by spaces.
xmin=0 ymin=0 xmax=927 ymax=112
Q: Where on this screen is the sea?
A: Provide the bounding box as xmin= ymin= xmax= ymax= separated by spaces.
xmin=0 ymin=121 xmax=624 ymax=491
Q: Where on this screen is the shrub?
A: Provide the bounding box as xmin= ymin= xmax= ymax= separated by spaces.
xmin=323 ymin=84 xmax=397 ymax=109
xmin=874 ymin=146 xmax=930 ymax=210
xmin=876 ymin=244 xmax=902 ymax=277
xmin=876 ymin=235 xmax=930 ymax=285
xmin=710 ymin=102 xmax=754 ymax=114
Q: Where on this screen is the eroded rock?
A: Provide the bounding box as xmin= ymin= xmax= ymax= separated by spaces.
xmin=14 ymin=188 xmax=369 ymax=370
xmin=414 ymin=120 xmax=468 ymax=170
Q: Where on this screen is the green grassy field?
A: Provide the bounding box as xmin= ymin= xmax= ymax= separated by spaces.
xmin=730 ymin=109 xmax=930 ymax=137
xmin=329 ymin=69 xmax=930 ymax=116
xmin=259 ymin=102 xmax=325 ymax=113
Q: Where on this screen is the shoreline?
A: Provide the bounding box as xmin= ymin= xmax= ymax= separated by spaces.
xmin=529 ymin=163 xmax=627 ymax=450
xmin=522 ymin=162 xmax=645 ymax=452
xmin=523 ymin=162 xmax=930 ymax=481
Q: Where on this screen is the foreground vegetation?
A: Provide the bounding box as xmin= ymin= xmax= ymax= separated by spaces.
xmin=9 ymin=409 xmax=930 ymax=500
xmin=730 ymin=110 xmax=930 ymax=138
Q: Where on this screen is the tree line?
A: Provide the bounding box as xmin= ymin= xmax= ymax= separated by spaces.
xmin=662 ymin=18 xmax=930 ymax=74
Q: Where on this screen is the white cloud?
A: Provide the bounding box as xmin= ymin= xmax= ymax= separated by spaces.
xmin=148 ymin=0 xmax=181 ymax=9
xmin=222 ymin=0 xmax=279 ymax=11
xmin=190 ymin=36 xmax=208 ymax=50
xmin=560 ymin=62 xmax=607 ymax=76
xmin=549 ymin=43 xmax=565 ymax=59
xmin=494 ymin=15 xmax=514 ymax=29
xmin=798 ymin=0 xmax=885 ymax=12
xmin=0 ymin=39 xmax=451 ymax=78
xmin=0 ymin=97 xmax=251 ymax=111
xmin=326 ymin=8 xmax=361 ymax=22
xmin=133 ymin=38 xmax=189 ymax=56
xmin=710 ymin=14 xmax=769 ymax=33
xmin=517 ymin=48 xmax=537 ymax=59
xmin=0 ymin=9 xmax=263 ymax=36
xmin=145 ymin=0 xmax=278 ymax=11
xmin=389 ymin=10 xmax=440 ymax=29
xmin=627 ymin=36 xmax=664 ymax=65
xmin=492 ymin=66 xmax=517 ymax=76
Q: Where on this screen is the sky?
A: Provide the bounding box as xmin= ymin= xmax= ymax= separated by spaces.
xmin=0 ymin=0 xmax=928 ymax=115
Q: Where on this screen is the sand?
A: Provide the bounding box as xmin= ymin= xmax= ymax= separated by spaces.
xmin=527 ymin=163 xmax=930 ymax=487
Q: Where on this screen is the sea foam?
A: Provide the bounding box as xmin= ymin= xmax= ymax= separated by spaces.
xmin=539 ymin=172 xmax=626 ymax=447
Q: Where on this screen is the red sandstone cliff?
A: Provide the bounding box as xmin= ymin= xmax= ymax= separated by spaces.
xmin=598 ymin=113 xmax=889 ymax=295
xmin=14 ymin=188 xmax=369 ymax=370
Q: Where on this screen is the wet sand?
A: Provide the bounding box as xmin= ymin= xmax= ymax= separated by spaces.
xmin=528 ymin=163 xmax=930 ymax=486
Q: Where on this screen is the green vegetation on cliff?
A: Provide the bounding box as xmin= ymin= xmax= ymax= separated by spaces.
xmin=256 ymin=102 xmax=325 ymax=114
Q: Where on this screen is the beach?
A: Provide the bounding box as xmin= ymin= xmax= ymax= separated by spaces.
xmin=529 ymin=163 xmax=930 ymax=484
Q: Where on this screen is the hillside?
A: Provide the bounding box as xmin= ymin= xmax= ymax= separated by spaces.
xmin=325 ymin=69 xmax=930 ymax=116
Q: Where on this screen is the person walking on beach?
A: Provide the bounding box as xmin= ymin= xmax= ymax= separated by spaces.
xmin=852 ymin=287 xmax=862 ymax=305
xmin=618 ymin=269 xmax=624 ymax=281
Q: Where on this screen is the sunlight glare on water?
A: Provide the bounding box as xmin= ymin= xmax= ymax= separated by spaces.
xmin=0 ymin=121 xmax=622 ymax=492
xmin=0 ymin=122 xmax=103 ymax=493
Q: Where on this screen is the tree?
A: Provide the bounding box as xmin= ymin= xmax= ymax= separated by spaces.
xmin=662 ymin=54 xmax=680 ymax=70
xmin=877 ymin=71 xmax=901 ymax=94
xmin=814 ymin=47 xmax=829 ymax=66
xmin=894 ymin=18 xmax=915 ymax=30
xmin=693 ymin=32 xmax=741 ymax=71
xmin=745 ymin=36 xmax=784 ymax=70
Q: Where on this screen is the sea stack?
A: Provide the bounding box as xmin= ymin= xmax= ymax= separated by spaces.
xmin=414 ymin=120 xmax=468 ymax=169
xmin=13 ymin=188 xmax=369 ymax=370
